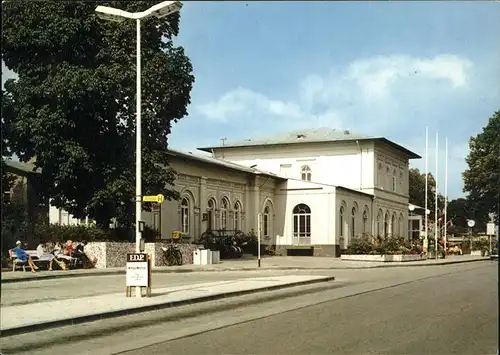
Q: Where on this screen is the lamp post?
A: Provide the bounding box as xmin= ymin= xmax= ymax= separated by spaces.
xmin=95 ymin=1 xmax=183 ymax=298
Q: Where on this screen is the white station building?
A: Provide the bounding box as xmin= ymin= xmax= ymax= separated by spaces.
xmin=144 ymin=128 xmax=421 ymax=257
xmin=49 ymin=128 xmax=420 ymax=256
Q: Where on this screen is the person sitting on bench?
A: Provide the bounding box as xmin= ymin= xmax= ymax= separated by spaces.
xmin=36 ymin=243 xmax=67 ymax=271
xmin=13 ymin=241 xmax=38 ymax=273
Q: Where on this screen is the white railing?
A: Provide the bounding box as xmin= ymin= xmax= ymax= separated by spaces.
xmin=292 ymin=236 xmax=311 ymax=245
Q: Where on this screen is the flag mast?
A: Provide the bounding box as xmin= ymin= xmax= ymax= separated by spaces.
xmin=424 ymin=126 xmax=429 ymax=252
xmin=435 ymin=132 xmax=439 ymax=260
xmin=444 ymin=137 xmax=448 ymax=251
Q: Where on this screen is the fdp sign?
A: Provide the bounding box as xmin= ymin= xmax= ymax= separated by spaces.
xmin=126 ymin=253 xmax=149 ymax=287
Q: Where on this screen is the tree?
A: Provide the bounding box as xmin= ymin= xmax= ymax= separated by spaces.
xmin=408 ymin=168 xmax=444 ymax=216
xmin=463 ymin=111 xmax=500 ymax=225
xmin=1 ymin=89 xmax=16 ymax=210
xmin=446 ymin=198 xmax=472 ymax=234
xmin=1 ymin=1 xmax=195 ymax=228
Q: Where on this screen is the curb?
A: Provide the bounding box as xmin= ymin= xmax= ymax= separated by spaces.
xmin=0 ymin=257 xmax=491 ymax=284
xmin=0 ymin=276 xmax=335 ymax=337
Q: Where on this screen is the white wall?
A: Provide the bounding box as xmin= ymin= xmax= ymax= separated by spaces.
xmin=274 ymin=179 xmax=336 ymax=246
xmin=210 ymin=141 xmax=378 ymax=192
xmin=49 ymin=204 xmax=91 ymax=226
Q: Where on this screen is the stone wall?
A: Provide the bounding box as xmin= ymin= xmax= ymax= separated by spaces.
xmin=84 ymin=242 xmax=201 ymax=268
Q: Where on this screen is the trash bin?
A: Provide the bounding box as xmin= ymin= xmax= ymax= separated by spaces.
xmin=211 ymin=250 xmax=220 ymax=264
xmin=200 ymin=249 xmax=212 ymax=265
xmin=193 ymin=249 xmax=201 ymax=265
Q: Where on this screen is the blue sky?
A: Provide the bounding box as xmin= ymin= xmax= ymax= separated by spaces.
xmin=2 ymin=1 xmax=500 ymax=199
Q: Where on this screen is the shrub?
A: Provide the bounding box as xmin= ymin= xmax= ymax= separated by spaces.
xmin=345 ymin=235 xmax=421 ymax=255
xmin=345 ymin=235 xmax=375 ymax=255
xmin=472 ymin=239 xmax=489 ymax=251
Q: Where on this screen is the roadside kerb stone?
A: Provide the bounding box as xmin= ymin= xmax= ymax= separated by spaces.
xmin=0 ymin=275 xmax=335 ymax=337
xmin=1 ymin=256 xmax=490 ymax=284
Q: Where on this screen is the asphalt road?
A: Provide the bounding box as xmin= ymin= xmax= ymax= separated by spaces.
xmin=1 ymin=262 xmax=497 ymax=355
xmin=123 ymin=262 xmax=499 ymax=355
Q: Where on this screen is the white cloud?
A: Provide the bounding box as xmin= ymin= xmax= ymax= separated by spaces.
xmin=195 ymin=54 xmax=473 ymax=133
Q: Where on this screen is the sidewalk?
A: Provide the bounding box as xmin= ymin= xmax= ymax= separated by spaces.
xmin=1 ymin=255 xmax=490 ymax=283
xmin=0 ymin=274 xmax=335 ymax=336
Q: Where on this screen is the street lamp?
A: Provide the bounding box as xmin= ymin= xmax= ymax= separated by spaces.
xmin=95 ymin=1 xmax=182 ymax=298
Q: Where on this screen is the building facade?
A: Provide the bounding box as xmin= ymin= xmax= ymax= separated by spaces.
xmin=151 ymin=128 xmax=420 ymax=256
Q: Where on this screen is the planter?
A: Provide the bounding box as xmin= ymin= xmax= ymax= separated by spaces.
xmin=341 ymin=254 xmax=425 ymax=262
xmin=470 ymin=250 xmax=482 ymax=256
xmin=84 ymin=242 xmax=199 ymax=268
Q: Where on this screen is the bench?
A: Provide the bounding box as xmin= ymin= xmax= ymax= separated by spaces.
xmin=8 ymin=249 xmax=50 ymax=272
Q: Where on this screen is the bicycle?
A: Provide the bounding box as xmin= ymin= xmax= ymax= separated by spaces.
xmin=161 ymin=244 xmax=183 ymax=266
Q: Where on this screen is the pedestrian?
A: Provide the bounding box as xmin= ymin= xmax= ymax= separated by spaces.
xmin=12 ymin=241 xmax=38 ymax=273
xmin=36 ymin=243 xmax=67 ymax=271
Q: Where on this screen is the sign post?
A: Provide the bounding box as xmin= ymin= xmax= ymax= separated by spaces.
xmin=126 ymin=253 xmax=150 ymax=297
xmin=486 ymin=222 xmax=496 ymax=254
xmin=467 ymin=219 xmax=475 ymax=254
xmin=126 ymin=193 xmax=164 ymax=298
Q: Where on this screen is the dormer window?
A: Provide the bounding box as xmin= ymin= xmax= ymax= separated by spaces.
xmin=301 ymin=165 xmax=312 ymax=181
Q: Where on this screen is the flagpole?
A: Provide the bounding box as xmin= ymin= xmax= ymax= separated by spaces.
xmin=444 ymin=137 xmax=448 ymax=252
xmin=435 ymin=132 xmax=439 ymax=260
xmin=425 ymin=126 xmax=429 ymax=253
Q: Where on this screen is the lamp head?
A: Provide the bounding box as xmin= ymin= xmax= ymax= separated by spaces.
xmin=95 ymin=6 xmax=132 ymax=22
xmin=148 ymin=1 xmax=183 ymax=18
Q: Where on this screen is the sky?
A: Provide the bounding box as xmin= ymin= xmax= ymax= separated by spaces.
xmin=2 ymin=1 xmax=500 ymax=199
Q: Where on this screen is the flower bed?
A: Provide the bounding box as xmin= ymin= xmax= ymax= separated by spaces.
xmin=341 ymin=235 xmax=425 ymax=262
xmin=84 ymin=242 xmax=200 ymax=268
xmin=341 ymin=254 xmax=426 ymax=262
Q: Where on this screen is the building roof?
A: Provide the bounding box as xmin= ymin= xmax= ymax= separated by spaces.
xmin=166 ymin=149 xmax=286 ymax=180
xmin=3 ymin=160 xmax=41 ymax=174
xmin=198 ymin=127 xmax=421 ymax=159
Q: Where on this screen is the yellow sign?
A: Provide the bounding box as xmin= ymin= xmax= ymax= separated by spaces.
xmin=142 ymin=194 xmax=165 ymax=204
xmin=172 ymin=231 xmax=181 ymax=240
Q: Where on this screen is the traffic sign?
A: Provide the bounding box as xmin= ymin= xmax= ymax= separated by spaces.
xmin=486 ymin=223 xmax=496 ymax=236
xmin=142 ymin=194 xmax=165 ymax=204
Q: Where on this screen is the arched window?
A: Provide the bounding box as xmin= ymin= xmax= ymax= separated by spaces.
xmin=181 ymin=198 xmax=189 ymax=234
xmin=234 ymin=201 xmax=242 ymax=231
xmin=339 ymin=206 xmax=345 ymax=237
xmin=391 ymin=213 xmax=396 ymax=236
xmin=362 ymin=206 xmax=369 ymax=234
xmin=263 ymin=206 xmax=270 ymax=238
xmin=293 ymin=204 xmax=311 ymax=245
xmin=301 ymin=165 xmax=312 ymax=182
xmin=220 ymin=197 xmax=229 ymax=230
xmin=399 ymin=213 xmax=404 ymax=238
xmin=377 ymin=209 xmax=383 ymax=236
xmin=207 ymin=198 xmax=216 ymax=231
xmin=384 ymin=212 xmax=389 ymax=237
xmin=351 ymin=206 xmax=356 ymax=238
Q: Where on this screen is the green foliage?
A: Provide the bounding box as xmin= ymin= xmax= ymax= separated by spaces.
xmin=463 ymin=110 xmax=500 ymax=225
xmin=346 ymin=235 xmax=375 ymax=255
xmin=1 ymin=1 xmax=195 ymax=228
xmin=1 ymin=200 xmax=30 ymax=251
xmin=446 ymin=198 xmax=471 ymax=233
xmin=409 ymin=168 xmax=445 ymax=214
xmin=345 ymin=235 xmax=422 ymax=255
xmin=31 ymin=222 xmax=137 ymax=244
xmin=472 ymin=239 xmax=489 ymax=251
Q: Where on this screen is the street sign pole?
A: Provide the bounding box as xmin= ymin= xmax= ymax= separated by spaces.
xmin=467 ymin=219 xmax=475 ymax=254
